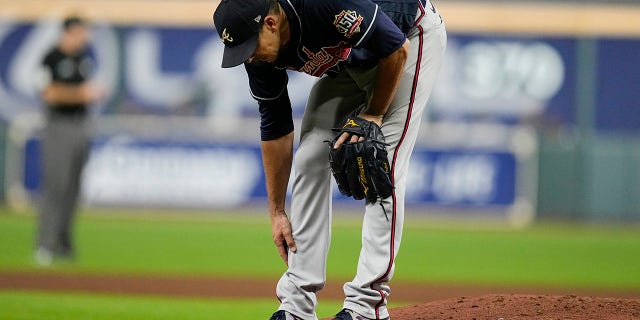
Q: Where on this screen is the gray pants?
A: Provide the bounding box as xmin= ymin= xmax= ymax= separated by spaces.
xmin=277 ymin=3 xmax=447 ymax=320
xmin=36 ymin=114 xmax=90 ymax=255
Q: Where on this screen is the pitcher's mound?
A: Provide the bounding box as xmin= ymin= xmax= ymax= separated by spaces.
xmin=389 ymin=294 xmax=640 ymax=320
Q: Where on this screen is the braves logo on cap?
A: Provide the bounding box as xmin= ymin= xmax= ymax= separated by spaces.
xmin=213 ymin=0 xmax=269 ymax=67
xmin=221 ymin=28 xmax=234 ymax=43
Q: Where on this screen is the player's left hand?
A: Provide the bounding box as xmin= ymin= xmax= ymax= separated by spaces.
xmin=326 ymin=111 xmax=394 ymax=203
xmin=333 ymin=112 xmax=383 ymax=149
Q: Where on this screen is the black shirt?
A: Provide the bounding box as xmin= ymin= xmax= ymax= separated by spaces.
xmin=41 ymin=47 xmax=94 ymax=116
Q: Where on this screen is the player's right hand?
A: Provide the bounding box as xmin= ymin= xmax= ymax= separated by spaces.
xmin=270 ymin=211 xmax=297 ymax=266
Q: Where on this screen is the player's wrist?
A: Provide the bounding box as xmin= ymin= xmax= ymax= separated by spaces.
xmin=358 ymin=112 xmax=384 ymax=127
xmin=269 ymin=206 xmax=287 ymax=217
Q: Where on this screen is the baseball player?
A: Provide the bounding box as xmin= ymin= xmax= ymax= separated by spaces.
xmin=35 ymin=16 xmax=100 ymax=266
xmin=213 ymin=0 xmax=446 ymax=318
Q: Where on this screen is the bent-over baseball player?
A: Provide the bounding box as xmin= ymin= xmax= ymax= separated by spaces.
xmin=213 ymin=0 xmax=446 ymax=318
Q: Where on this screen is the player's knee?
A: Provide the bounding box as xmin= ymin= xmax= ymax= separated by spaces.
xmin=294 ymin=146 xmax=327 ymax=174
xmin=300 ymin=281 xmax=326 ymax=293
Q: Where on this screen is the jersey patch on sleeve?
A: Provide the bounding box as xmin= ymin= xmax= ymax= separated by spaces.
xmin=333 ymin=10 xmax=364 ymax=38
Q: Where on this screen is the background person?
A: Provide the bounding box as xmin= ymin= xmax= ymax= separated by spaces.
xmin=34 ymin=16 xmax=101 ymax=266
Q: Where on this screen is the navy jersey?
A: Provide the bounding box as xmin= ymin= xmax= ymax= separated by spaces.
xmin=246 ymin=0 xmax=421 ymax=140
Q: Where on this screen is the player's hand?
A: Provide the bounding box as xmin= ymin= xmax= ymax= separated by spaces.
xmin=333 ymin=112 xmax=383 ymax=149
xmin=270 ymin=211 xmax=297 ymax=266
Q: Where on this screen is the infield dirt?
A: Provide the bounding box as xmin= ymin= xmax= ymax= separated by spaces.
xmin=387 ymin=294 xmax=640 ymax=320
xmin=2 ymin=271 xmax=639 ymax=319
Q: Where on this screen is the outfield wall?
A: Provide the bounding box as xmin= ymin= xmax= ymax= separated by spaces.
xmin=20 ymin=137 xmax=526 ymax=210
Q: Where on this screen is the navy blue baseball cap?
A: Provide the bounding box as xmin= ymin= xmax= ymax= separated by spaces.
xmin=214 ymin=0 xmax=269 ymax=68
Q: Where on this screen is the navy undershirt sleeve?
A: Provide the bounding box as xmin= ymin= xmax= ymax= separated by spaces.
xmin=258 ymin=91 xmax=294 ymax=141
xmin=244 ymin=63 xmax=294 ymax=141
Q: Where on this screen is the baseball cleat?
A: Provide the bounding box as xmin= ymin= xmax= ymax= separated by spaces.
xmin=34 ymin=247 xmax=54 ymax=267
xmin=332 ymin=308 xmax=389 ymax=320
xmin=269 ymin=310 xmax=303 ymax=320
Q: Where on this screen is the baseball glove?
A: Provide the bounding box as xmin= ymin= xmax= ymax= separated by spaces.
xmin=326 ymin=113 xmax=394 ymax=203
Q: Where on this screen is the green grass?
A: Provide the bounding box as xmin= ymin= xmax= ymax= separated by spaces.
xmin=395 ymin=225 xmax=640 ymax=289
xmin=1 ymin=208 xmax=640 ymax=289
xmin=0 ymin=211 xmax=286 ymax=277
xmin=1 ymin=208 xmax=640 ymax=320
xmin=0 ymin=291 xmax=341 ymax=320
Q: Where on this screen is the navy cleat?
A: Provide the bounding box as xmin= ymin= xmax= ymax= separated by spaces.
xmin=269 ymin=310 xmax=303 ymax=320
xmin=332 ymin=308 xmax=389 ymax=320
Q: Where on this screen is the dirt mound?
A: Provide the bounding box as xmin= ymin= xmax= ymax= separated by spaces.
xmin=389 ymin=294 xmax=640 ymax=320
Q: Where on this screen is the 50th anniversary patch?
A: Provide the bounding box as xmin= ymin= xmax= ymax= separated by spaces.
xmin=333 ymin=10 xmax=363 ymax=38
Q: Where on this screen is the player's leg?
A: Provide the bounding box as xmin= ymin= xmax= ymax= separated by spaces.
xmin=36 ymin=118 xmax=58 ymax=263
xmin=342 ymin=3 xmax=447 ymax=319
xmin=36 ymin=116 xmax=76 ymax=262
xmin=275 ymin=73 xmax=366 ymax=320
xmin=58 ymin=118 xmax=91 ymax=257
